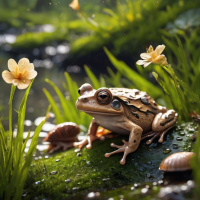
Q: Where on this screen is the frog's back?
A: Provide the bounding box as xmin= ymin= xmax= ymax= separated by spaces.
xmin=110 ymin=88 xmax=158 ymax=132
xmin=109 ymin=88 xmax=158 ymax=113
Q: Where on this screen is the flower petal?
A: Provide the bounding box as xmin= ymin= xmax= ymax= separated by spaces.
xmin=2 ymin=70 xmax=14 ymax=83
xmin=140 ymin=53 xmax=151 ymax=59
xmin=136 ymin=60 xmax=146 ymax=65
xmin=147 ymin=45 xmax=154 ymax=53
xmin=12 ymin=79 xmax=19 ymax=86
xmin=155 ymin=45 xmax=165 ymax=55
xmin=17 ymin=79 xmax=31 ymax=89
xmin=24 ymin=70 xmax=37 ymax=79
xmin=143 ymin=61 xmax=152 ymax=68
xmin=69 ymin=0 xmax=80 ymax=10
xmin=18 ymin=58 xmax=30 ymax=73
xmin=8 ymin=59 xmax=17 ymax=72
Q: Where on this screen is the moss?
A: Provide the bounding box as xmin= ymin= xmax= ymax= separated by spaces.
xmin=24 ymin=122 xmax=196 ymax=200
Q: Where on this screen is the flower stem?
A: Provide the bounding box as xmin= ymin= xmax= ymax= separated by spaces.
xmin=9 ymin=85 xmax=16 ymax=143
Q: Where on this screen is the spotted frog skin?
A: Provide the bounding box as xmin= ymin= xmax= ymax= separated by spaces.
xmin=74 ymin=83 xmax=178 ymax=165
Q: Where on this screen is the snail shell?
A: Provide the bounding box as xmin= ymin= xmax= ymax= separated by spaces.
xmin=44 ymin=122 xmax=80 ymax=143
xmin=159 ymin=152 xmax=195 ymax=172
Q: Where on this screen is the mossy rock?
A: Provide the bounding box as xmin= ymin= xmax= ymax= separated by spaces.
xmin=24 ymin=122 xmax=197 ymax=200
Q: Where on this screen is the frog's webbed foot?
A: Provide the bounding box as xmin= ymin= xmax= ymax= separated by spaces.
xmin=141 ymin=126 xmax=174 ymax=145
xmin=105 ymin=140 xmax=138 ymax=165
xmin=73 ymin=134 xmax=101 ymax=149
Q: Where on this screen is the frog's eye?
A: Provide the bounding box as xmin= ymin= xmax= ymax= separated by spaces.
xmin=78 ymin=83 xmax=93 ymax=95
xmin=112 ymin=99 xmax=121 ymax=109
xmin=96 ymin=89 xmax=112 ymax=104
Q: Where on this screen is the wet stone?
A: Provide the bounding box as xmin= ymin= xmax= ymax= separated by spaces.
xmin=130 ymin=186 xmax=135 ymax=191
xmin=141 ymin=187 xmax=149 ymax=195
xmin=56 ymin=159 xmax=60 ymax=162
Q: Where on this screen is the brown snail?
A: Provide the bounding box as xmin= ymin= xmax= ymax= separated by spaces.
xmin=43 ymin=122 xmax=80 ymax=153
xmin=159 ymin=152 xmax=195 ymax=172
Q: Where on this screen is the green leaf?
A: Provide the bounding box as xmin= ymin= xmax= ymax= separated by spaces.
xmin=43 ymin=88 xmax=63 ymax=124
xmin=84 ymin=65 xmax=101 ymax=89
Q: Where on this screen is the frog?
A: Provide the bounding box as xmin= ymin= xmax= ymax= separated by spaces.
xmin=74 ymin=83 xmax=178 ymax=165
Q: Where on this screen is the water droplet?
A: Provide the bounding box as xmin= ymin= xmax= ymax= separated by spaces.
xmin=34 ymin=181 xmax=40 ymax=185
xmin=86 ymin=161 xmax=91 ymax=165
xmin=176 ymin=125 xmax=182 ymax=131
xmin=188 ymin=127 xmax=195 ymax=132
xmin=146 ymin=173 xmax=151 ymax=178
xmin=163 ymin=148 xmax=171 ymax=154
xmin=56 ymin=159 xmax=60 ymax=162
xmin=65 ymin=179 xmax=71 ymax=183
xmin=147 ymin=161 xmax=152 ymax=165
xmin=44 ymin=155 xmax=49 ymax=159
xmin=102 ymin=178 xmax=110 ymax=182
xmin=176 ymin=137 xmax=182 ymax=141
xmin=76 ymin=153 xmax=82 ymax=157
xmin=172 ymin=144 xmax=179 ymax=149
xmin=50 ymin=171 xmax=57 ymax=175
xmin=179 ymin=131 xmax=185 ymax=136
xmin=72 ymin=187 xmax=79 ymax=190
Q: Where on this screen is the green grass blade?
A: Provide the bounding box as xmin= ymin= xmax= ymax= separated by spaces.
xmin=64 ymin=72 xmax=79 ymax=104
xmin=45 ymin=79 xmax=77 ymax=122
xmin=84 ymin=65 xmax=102 ymax=89
xmin=15 ymin=109 xmax=50 ymax=200
xmin=21 ymin=130 xmax=31 ymax=153
xmin=43 ymin=88 xmax=63 ymax=124
xmin=16 ymin=80 xmax=34 ymax=155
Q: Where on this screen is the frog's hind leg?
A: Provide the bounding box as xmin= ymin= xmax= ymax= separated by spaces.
xmin=142 ymin=126 xmax=174 ymax=145
xmin=142 ymin=110 xmax=178 ymax=145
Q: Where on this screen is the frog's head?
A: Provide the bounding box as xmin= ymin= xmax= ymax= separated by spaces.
xmin=76 ymin=83 xmax=124 ymax=116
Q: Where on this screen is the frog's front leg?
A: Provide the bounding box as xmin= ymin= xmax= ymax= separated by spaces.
xmin=142 ymin=109 xmax=178 ymax=144
xmin=105 ymin=122 xmax=143 ymax=165
xmin=74 ymin=118 xmax=100 ymax=149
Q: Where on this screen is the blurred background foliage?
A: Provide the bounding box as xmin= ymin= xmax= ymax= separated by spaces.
xmin=0 ymin=0 xmax=200 ymax=67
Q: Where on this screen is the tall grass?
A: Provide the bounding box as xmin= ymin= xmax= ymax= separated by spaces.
xmin=0 ymin=81 xmax=50 ymax=200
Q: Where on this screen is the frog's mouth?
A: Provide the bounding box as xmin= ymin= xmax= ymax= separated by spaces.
xmin=81 ymin=110 xmax=121 ymax=116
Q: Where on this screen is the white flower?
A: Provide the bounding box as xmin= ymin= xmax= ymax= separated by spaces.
xmin=136 ymin=45 xmax=168 ymax=68
xmin=2 ymin=58 xmax=37 ymax=89
xmin=69 ymin=0 xmax=80 ymax=11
